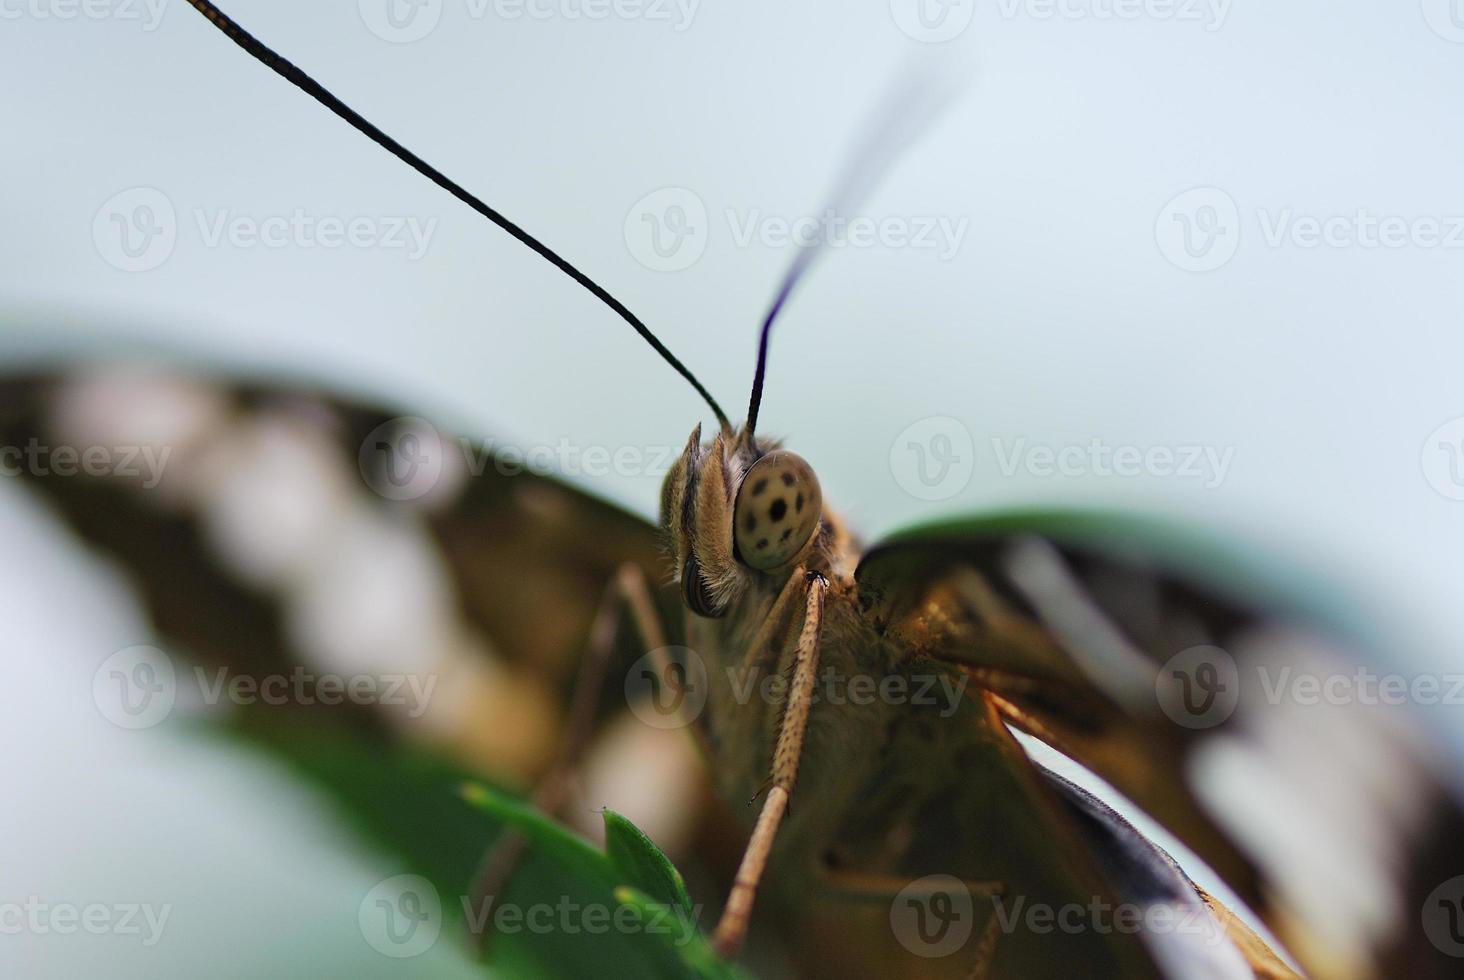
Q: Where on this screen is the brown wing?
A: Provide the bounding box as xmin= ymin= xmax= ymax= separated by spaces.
xmin=857 ymin=510 xmax=1464 ymax=979
xmin=0 ymin=363 xmax=681 ymax=786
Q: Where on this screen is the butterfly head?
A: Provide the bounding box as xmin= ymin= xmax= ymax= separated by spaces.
xmin=660 ymin=426 xmax=824 ymax=619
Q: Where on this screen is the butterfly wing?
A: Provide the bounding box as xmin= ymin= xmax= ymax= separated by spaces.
xmin=856 ymin=509 xmax=1464 ymax=979
xmin=0 ymin=361 xmax=706 ymax=978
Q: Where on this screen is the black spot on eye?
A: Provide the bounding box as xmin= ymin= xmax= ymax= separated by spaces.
xmin=769 ymin=499 xmax=788 ymax=521
xmin=795 ymin=493 xmax=804 ymax=512
xmin=756 ymin=538 xmax=769 ymax=550
xmin=780 ymin=472 xmax=795 ymax=487
xmin=780 ymin=528 xmax=793 ymax=542
xmin=751 ymin=479 xmax=767 ymax=496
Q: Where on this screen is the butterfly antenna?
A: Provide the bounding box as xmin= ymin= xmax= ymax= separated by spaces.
xmin=742 ymin=64 xmax=960 ymax=445
xmin=183 ymin=0 xmax=730 ymax=432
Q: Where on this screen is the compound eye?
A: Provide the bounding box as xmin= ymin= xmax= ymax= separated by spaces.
xmin=733 ymin=450 xmax=822 ymax=571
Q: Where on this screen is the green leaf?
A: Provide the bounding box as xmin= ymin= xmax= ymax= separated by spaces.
xmin=603 ymin=809 xmax=694 ymax=917
xmin=217 ymin=719 xmax=700 ymax=980
xmin=613 ymin=887 xmax=743 ymax=980
xmin=460 ymin=783 xmax=748 ymax=980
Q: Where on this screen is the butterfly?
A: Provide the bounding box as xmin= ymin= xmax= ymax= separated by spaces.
xmin=4 ymin=2 xmax=1462 ymax=977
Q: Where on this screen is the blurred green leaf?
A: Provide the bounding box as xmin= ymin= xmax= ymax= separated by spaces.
xmin=603 ymin=809 xmax=694 ymax=917
xmin=219 ymin=719 xmax=707 ymax=980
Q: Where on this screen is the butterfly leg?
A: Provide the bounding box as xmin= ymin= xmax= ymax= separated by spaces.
xmin=711 ymin=572 xmax=828 ymax=959
xmin=468 ymin=561 xmax=686 ymax=951
xmin=736 ymin=563 xmax=809 ymax=676
xmin=818 ymin=870 xmax=1007 ymax=980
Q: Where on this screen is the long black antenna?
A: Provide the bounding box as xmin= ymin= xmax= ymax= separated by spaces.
xmin=183 ymin=0 xmax=730 ymax=431
xmin=743 ymin=250 xmax=812 ymax=444
xmin=742 ymin=66 xmax=958 ymax=445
